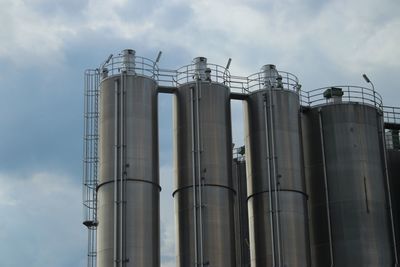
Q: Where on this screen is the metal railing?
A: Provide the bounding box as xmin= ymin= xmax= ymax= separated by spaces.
xmin=175 ymin=63 xmax=230 ymax=85
xmin=248 ymin=70 xmax=299 ymax=92
xmin=229 ymin=71 xmax=300 ymax=94
xmin=300 ymin=85 xmax=383 ymax=110
xmin=383 ymin=106 xmax=400 ymax=149
xmin=98 ymin=52 xmax=301 ymax=96
xmin=157 ymin=68 xmax=178 ymax=87
xmin=383 ymin=106 xmax=400 ymax=125
xmin=100 ymin=53 xmax=159 ymax=79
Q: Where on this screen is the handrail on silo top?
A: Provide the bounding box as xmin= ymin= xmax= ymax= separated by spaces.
xmin=383 ymin=106 xmax=400 ymax=125
xmin=175 ymin=61 xmax=231 ymax=85
xmin=383 ymin=106 xmax=400 ymax=149
xmin=100 ymin=50 xmax=159 ymax=79
xmin=300 ymin=85 xmax=383 ymax=111
xmin=247 ymin=70 xmax=300 ymax=93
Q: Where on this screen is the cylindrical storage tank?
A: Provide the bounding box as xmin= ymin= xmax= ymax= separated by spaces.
xmin=244 ymin=65 xmax=310 ymax=266
xmin=232 ymin=149 xmax=250 ymax=267
xmin=97 ymin=50 xmax=160 ymax=267
xmin=301 ymin=86 xmax=396 ymax=266
xmin=173 ymin=57 xmax=237 ymax=266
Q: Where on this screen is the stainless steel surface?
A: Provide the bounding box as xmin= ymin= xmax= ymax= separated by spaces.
xmin=173 ymin=80 xmax=237 ymax=266
xmin=260 ymin=64 xmax=280 ymax=88
xmin=302 ymin=103 xmax=395 ymax=266
xmin=232 ymin=156 xmax=250 ymax=267
xmin=97 ymin=74 xmax=160 ymax=267
xmin=244 ymin=88 xmax=310 ymax=267
xmin=388 ymin=149 xmax=400 ymax=261
xmin=193 ymin=57 xmax=208 ymax=81
xmin=121 ymin=49 xmax=136 ymax=74
xmin=317 ymin=110 xmax=334 ymax=267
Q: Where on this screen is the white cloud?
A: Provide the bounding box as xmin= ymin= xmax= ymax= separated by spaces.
xmin=297 ymin=0 xmax=400 ymax=72
xmin=83 ymin=0 xmax=155 ymax=38
xmin=1 ymin=0 xmax=398 ymax=78
xmin=0 ymin=0 xmax=76 ymax=67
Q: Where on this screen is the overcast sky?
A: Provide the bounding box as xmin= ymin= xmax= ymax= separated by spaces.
xmin=0 ymin=0 xmax=399 ymax=266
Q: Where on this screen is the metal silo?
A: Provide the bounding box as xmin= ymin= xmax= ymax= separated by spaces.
xmin=173 ymin=57 xmax=237 ymax=266
xmin=244 ymin=65 xmax=310 ymax=266
xmin=302 ymin=86 xmax=397 ymax=266
xmin=97 ymin=49 xmax=160 ymax=267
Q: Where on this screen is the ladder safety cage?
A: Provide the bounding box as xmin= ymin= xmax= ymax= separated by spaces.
xmin=83 ymin=68 xmax=100 ymax=267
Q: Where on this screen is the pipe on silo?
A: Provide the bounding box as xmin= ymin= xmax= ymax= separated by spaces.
xmin=113 ymin=79 xmax=118 ymax=267
xmin=267 ymin=84 xmax=283 ymax=266
xmin=262 ymin=96 xmax=276 ymax=266
xmin=121 ymin=49 xmax=136 ymax=74
xmin=261 ymin=64 xmax=279 ymax=88
xmin=193 ymin=57 xmax=207 ymax=81
xmin=190 ymin=87 xmax=199 ymax=266
xmin=195 ymin=79 xmax=205 ymax=266
xmin=119 ymin=72 xmax=125 ymax=264
xmin=318 ymin=109 xmax=334 ymax=267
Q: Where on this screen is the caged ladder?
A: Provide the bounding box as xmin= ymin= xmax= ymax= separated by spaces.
xmin=83 ymin=69 xmax=100 ymax=267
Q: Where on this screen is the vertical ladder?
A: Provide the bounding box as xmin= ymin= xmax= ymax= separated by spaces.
xmin=83 ymin=69 xmax=100 ymax=267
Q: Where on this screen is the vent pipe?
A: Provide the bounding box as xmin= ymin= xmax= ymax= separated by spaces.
xmin=193 ymin=57 xmax=208 ymax=81
xmin=121 ymin=49 xmax=136 ymax=74
xmin=261 ymin=64 xmax=279 ymax=88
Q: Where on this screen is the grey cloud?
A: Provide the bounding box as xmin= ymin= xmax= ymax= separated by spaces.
xmin=0 ymin=172 xmax=86 ymax=267
xmin=115 ymin=0 xmax=164 ymax=21
xmin=30 ymin=0 xmax=89 ymax=18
